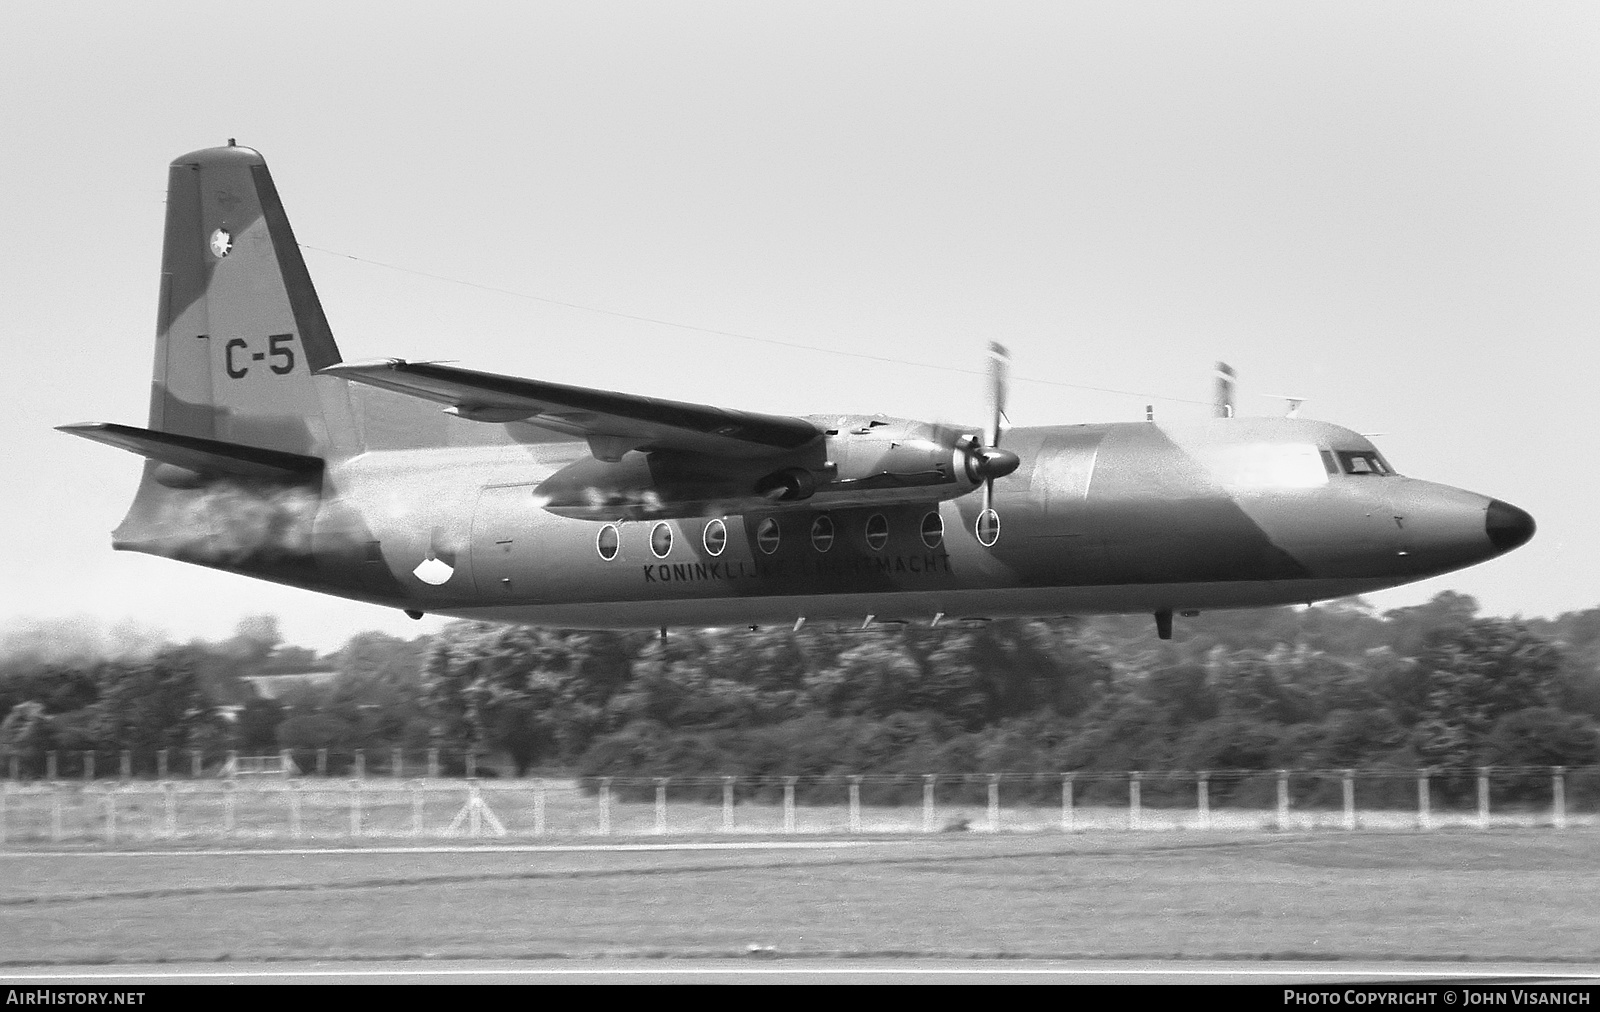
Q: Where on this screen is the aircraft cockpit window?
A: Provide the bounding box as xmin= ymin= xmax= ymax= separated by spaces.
xmin=1319 ymin=450 xmax=1338 ymax=476
xmin=1337 ymin=451 xmax=1391 ymax=477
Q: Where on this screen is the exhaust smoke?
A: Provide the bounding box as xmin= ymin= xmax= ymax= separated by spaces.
xmin=129 ymin=482 xmax=322 ymax=565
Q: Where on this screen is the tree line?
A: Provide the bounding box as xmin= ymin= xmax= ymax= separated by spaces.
xmin=3 ymin=593 xmax=1599 ymax=804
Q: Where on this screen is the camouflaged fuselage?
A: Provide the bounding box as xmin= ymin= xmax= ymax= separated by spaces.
xmin=72 ymin=144 xmax=1534 ymax=633
xmin=107 ymin=412 xmax=1527 ymax=629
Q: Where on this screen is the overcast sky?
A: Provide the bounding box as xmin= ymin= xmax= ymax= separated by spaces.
xmin=2 ymin=2 xmax=1596 ymax=652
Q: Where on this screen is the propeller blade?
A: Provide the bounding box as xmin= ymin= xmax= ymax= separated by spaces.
xmin=986 ymin=341 xmax=1010 ymax=448
xmin=1214 ymin=361 xmax=1236 ymax=419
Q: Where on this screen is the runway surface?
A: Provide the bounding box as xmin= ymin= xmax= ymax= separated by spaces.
xmin=5 ymin=959 xmax=1600 ymax=985
xmin=3 ymin=840 xmax=873 ymax=858
xmin=6 ymin=832 xmax=1599 ymax=977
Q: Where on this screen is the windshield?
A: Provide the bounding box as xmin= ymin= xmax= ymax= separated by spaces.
xmin=1336 ymin=450 xmax=1393 ymax=476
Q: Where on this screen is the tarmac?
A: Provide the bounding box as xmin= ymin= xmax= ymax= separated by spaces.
xmin=5 ymin=959 xmax=1600 ymax=985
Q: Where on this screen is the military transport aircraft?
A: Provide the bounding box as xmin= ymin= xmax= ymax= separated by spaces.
xmin=61 ymin=144 xmax=1535 ymax=639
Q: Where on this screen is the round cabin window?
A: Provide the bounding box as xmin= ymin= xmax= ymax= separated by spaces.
xmin=596 ymin=524 xmax=620 ymax=561
xmin=975 ymin=509 xmax=1000 ymax=547
xmin=756 ymin=517 xmax=781 ymax=555
xmin=703 ymin=518 xmax=727 ymax=556
xmin=865 ymin=514 xmax=889 ymax=551
xmin=650 ymin=522 xmax=673 ymax=559
xmin=810 ymin=515 xmax=834 ymax=553
xmin=920 ymin=511 xmax=944 ymax=549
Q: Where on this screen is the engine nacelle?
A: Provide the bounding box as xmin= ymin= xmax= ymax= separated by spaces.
xmin=754 ymin=467 xmax=818 ymax=501
xmin=809 ymin=415 xmax=1003 ymax=507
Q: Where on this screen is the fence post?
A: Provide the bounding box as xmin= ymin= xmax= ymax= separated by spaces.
xmin=466 ymin=781 xmax=482 ymax=837
xmin=354 ymin=750 xmax=365 ymax=780
xmin=84 ymin=751 xmax=94 ymax=781
xmin=1276 ymin=770 xmax=1290 ymax=830
xmin=986 ymin=774 xmax=1001 ymax=833
xmin=1197 ymin=772 xmax=1211 ymax=830
xmin=1478 ymin=767 xmax=1491 ymax=829
xmin=722 ymin=777 xmax=735 ymax=833
xmin=190 ymin=749 xmax=201 ymax=778
xmin=47 ymin=750 xmax=58 ymax=781
xmin=120 ymin=750 xmax=131 ymax=781
xmin=1061 ymin=774 xmax=1075 ymax=833
xmin=597 ymin=777 xmax=612 ymax=835
xmin=280 ymin=749 xmax=294 ymax=777
xmin=226 ymin=750 xmax=238 ymax=779
xmin=316 ymin=748 xmax=328 ymax=777
xmin=848 ymin=776 xmax=862 ymax=834
xmin=164 ymin=782 xmax=176 ymax=839
xmin=654 ymin=778 xmax=669 ymax=835
xmin=533 ymin=778 xmax=546 ymax=836
xmin=428 ymin=748 xmax=440 ymax=779
xmin=465 ymin=752 xmax=476 ymax=780
xmin=922 ymin=775 xmax=936 ymax=833
xmin=392 ymin=748 xmax=403 ymax=780
xmin=1342 ymin=770 xmax=1356 ymax=830
xmin=1129 ymin=772 xmax=1142 ymax=830
xmin=7 ymin=754 xmax=16 ymax=781
xmin=50 ymin=786 xmax=62 ymax=842
xmin=157 ymin=749 xmax=168 ymax=780
xmin=783 ymin=777 xmax=798 ymax=834
xmin=1417 ymin=769 xmax=1432 ymax=830
xmin=1552 ymin=766 xmax=1567 ymax=830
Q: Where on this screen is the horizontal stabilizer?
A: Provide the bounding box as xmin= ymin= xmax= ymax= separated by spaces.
xmin=322 ymin=359 xmax=822 ymax=460
xmin=58 ymin=423 xmax=324 ymax=482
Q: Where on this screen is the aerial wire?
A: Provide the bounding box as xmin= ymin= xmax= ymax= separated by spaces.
xmin=300 ymin=244 xmax=1212 ymax=407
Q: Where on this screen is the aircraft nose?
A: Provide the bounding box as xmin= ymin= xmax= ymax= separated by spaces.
xmin=1485 ymin=499 xmax=1536 ymax=553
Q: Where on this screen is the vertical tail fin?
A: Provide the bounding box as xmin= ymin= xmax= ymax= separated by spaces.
xmin=152 ymin=143 xmax=354 ymax=457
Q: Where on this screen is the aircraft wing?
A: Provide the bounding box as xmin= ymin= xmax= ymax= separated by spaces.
xmin=321 ymin=359 xmax=822 ymax=460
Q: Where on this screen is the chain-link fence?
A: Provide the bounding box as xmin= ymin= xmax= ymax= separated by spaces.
xmin=0 ymin=762 xmax=1592 ymax=842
